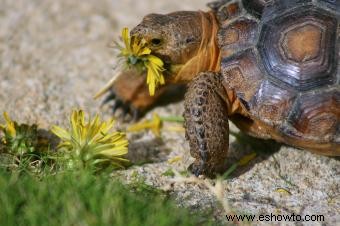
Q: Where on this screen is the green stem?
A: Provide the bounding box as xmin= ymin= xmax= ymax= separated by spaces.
xmin=222 ymin=162 xmax=239 ymax=179
xmin=159 ymin=116 xmax=185 ymax=123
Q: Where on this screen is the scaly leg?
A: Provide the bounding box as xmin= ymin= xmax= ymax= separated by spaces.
xmin=184 ymin=72 xmax=229 ymax=176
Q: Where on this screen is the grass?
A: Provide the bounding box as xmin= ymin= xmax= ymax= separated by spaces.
xmin=0 ymin=169 xmax=213 ymax=226
xmin=0 ymin=112 xmax=216 ymax=226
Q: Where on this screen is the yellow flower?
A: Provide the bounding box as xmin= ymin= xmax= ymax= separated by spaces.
xmin=0 ymin=112 xmax=46 ymax=156
xmin=145 ymin=55 xmax=165 ymax=96
xmin=120 ymin=28 xmax=151 ymax=57
xmin=119 ymin=28 xmax=165 ymax=96
xmin=51 ymin=110 xmax=129 ymax=170
xmin=0 ymin=112 xmax=16 ymax=137
xmin=127 ymin=113 xmax=162 ymax=137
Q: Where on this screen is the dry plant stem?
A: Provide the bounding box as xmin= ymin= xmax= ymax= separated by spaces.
xmin=169 ymin=170 xmax=235 ymax=217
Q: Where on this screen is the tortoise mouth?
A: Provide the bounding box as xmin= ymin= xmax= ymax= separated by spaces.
xmin=150 ymin=52 xmax=184 ymax=78
xmin=167 ymin=63 xmax=184 ymax=76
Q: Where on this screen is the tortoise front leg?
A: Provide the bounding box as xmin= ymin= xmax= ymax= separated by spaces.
xmin=184 ymin=72 xmax=229 ymax=177
xmin=105 ymin=69 xmax=168 ymax=120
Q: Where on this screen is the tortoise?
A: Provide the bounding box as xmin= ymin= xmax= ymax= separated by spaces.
xmin=107 ymin=0 xmax=340 ymax=176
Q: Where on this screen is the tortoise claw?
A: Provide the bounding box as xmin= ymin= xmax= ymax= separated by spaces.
xmin=189 ymin=162 xmax=220 ymax=178
xmin=112 ymin=99 xmax=124 ymax=112
xmin=188 ymin=162 xmax=207 ymax=177
xmin=131 ymin=107 xmax=141 ymax=122
xmin=102 ymin=91 xmax=116 ymax=105
xmin=102 ymin=90 xmax=142 ymax=122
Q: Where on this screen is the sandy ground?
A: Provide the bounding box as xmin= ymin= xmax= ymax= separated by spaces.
xmin=0 ymin=0 xmax=339 ymax=225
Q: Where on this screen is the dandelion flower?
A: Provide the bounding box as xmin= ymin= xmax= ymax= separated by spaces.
xmin=0 ymin=112 xmax=16 ymax=137
xmin=51 ymin=110 xmax=129 ymax=170
xmin=95 ymin=28 xmax=166 ymax=98
xmin=120 ymin=27 xmax=166 ymax=96
xmin=0 ymin=112 xmax=42 ymax=155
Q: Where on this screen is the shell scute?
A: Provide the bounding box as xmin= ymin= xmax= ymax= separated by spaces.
xmin=250 ymin=81 xmax=297 ymax=125
xmin=287 ymin=88 xmax=340 ymax=142
xmin=221 ymin=48 xmax=264 ymax=105
xmin=258 ymin=6 xmax=337 ymax=90
xmin=218 ymin=18 xmax=259 ymax=59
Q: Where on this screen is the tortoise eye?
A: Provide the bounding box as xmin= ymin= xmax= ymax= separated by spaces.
xmin=151 ymin=38 xmax=162 ymax=46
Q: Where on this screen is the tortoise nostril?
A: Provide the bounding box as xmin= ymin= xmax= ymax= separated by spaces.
xmin=186 ymin=37 xmax=195 ymax=43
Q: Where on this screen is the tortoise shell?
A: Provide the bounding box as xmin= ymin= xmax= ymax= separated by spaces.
xmin=211 ymin=0 xmax=339 ymax=144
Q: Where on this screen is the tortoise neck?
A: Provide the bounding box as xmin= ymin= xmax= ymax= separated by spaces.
xmin=172 ymin=11 xmax=220 ymax=82
xmin=198 ymin=11 xmax=221 ymax=72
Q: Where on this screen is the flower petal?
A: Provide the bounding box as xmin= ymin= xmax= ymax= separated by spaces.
xmin=122 ymin=27 xmax=131 ymax=52
xmin=51 ymin=125 xmax=71 ymax=140
xmin=53 ymin=109 xmax=129 ymax=171
xmin=147 ymin=55 xmax=164 ymax=68
xmin=3 ymin=112 xmax=16 ymax=137
xmin=138 ymin=46 xmax=151 ymax=56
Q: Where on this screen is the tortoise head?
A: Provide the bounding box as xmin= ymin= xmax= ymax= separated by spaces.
xmin=131 ymin=11 xmax=220 ymax=82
